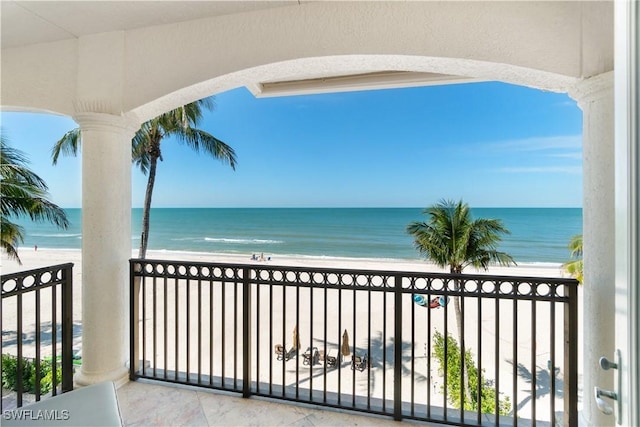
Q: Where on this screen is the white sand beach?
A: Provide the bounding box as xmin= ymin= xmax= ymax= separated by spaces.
xmin=2 ymin=248 xmax=581 ymax=423
xmin=2 ymin=247 xmax=569 ymax=277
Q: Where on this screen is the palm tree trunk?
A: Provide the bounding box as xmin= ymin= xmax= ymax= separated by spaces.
xmin=138 ymin=154 xmax=158 ymax=259
xmin=452 ymin=273 xmax=473 ymax=407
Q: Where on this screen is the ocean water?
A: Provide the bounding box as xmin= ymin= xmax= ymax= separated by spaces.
xmin=14 ymin=208 xmax=582 ymax=264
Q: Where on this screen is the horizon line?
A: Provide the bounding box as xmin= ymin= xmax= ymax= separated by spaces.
xmin=59 ymin=205 xmax=584 ymax=210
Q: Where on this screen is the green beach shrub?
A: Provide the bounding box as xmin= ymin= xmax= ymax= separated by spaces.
xmin=432 ymin=331 xmax=511 ymax=415
xmin=1 ymin=354 xmax=61 ymax=394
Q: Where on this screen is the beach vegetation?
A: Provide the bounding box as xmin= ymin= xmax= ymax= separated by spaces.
xmin=562 ymin=234 xmax=583 ymax=284
xmin=1 ymin=354 xmax=61 ymax=395
xmin=1 ymin=134 xmax=69 ymax=263
xmin=406 ymin=199 xmax=515 ymax=404
xmin=51 ymin=98 xmax=237 ymax=258
xmin=432 ymin=331 xmax=511 ymax=415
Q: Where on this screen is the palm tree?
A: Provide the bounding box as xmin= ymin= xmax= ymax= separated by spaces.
xmin=406 ymin=199 xmax=515 ymax=405
xmin=52 ymin=98 xmax=237 ymax=259
xmin=1 ymin=133 xmax=69 ymax=263
xmin=562 ymin=234 xmax=583 ymax=284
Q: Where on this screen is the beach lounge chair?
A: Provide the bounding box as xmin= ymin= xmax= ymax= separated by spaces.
xmin=319 ymin=349 xmax=337 ymax=367
xmin=413 ymin=294 xmax=447 ymax=309
xmin=275 ymin=344 xmax=295 ymax=361
xmin=302 ymin=346 xmax=319 ymax=366
xmin=351 ymin=353 xmax=368 ymax=372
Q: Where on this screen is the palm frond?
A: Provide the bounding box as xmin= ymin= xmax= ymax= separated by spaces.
xmin=51 ymin=128 xmax=81 ymax=165
xmin=562 ymin=234 xmax=583 ymax=283
xmin=407 ymin=199 xmax=515 ymax=272
xmin=1 ymin=137 xmax=69 ymax=261
xmin=132 ymin=123 xmax=153 ymax=174
xmin=0 ymin=216 xmax=24 ymax=264
xmin=178 ymin=128 xmax=237 ymax=170
xmin=567 ymin=234 xmax=583 ymax=258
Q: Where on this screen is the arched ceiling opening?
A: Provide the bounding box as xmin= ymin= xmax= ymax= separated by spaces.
xmin=1 ymin=1 xmax=612 ymax=121
xmin=133 ymin=54 xmax=579 ymax=123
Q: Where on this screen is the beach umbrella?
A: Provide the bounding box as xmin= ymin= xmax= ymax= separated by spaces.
xmin=341 ymin=329 xmax=350 ymax=358
xmin=293 ymin=326 xmax=301 ymax=350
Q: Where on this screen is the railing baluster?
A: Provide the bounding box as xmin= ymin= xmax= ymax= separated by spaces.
xmin=495 ymin=289 xmax=500 ymax=427
xmin=443 ymin=281 xmax=448 ymax=421
xmin=338 ymin=283 xmax=342 ymax=405
xmin=367 ymin=281 xmax=372 ymax=411
xmin=0 ymin=282 xmax=3 ymax=413
xmin=221 ymin=278 xmax=226 ymax=388
xmin=531 ymin=297 xmax=537 ymax=425
xmin=242 ymin=267 xmax=251 ymax=398
xmin=174 ymin=276 xmax=179 ymax=382
xmin=565 ymin=282 xmax=578 ymax=427
xmin=61 ymin=265 xmax=73 ymax=393
xmin=323 ymin=284 xmax=328 ymax=403
xmin=186 ymin=277 xmax=191 ymax=383
xmin=352 ymin=280 xmax=356 ymax=407
xmin=256 ymin=275 xmax=260 ymax=395
xmin=17 ymin=289 xmax=24 ymax=406
xmin=295 ymin=276 xmax=300 ymax=400
xmin=550 ymin=296 xmax=556 ymax=425
xmin=411 ymin=285 xmax=415 ymax=417
xmin=281 ymin=281 xmax=286 ymax=397
xmin=269 ymin=278 xmax=273 ymax=395
xmin=153 ymin=276 xmax=158 ymax=378
xmin=197 ymin=277 xmax=202 ymax=384
xmin=426 ymin=283 xmax=432 ymax=419
xmin=51 ymin=280 xmax=57 ymax=396
xmin=513 ymin=284 xmax=518 ymax=427
xmin=209 ymin=278 xmax=214 ymax=385
xmin=393 ymin=274 xmax=402 ymax=422
xmin=35 ymin=287 xmax=41 ymax=401
xmin=164 ymin=275 xmax=168 ymax=380
xmin=309 ymin=281 xmax=314 ymax=401
xmin=476 ymin=289 xmax=482 ymax=425
xmin=233 ymin=275 xmax=238 ymax=390
xmin=142 ymin=276 xmax=147 ymax=377
xmin=460 ymin=283 xmax=465 ymax=424
xmin=382 ymin=286 xmax=387 ymax=413
xmin=129 ymin=264 xmax=138 ymax=380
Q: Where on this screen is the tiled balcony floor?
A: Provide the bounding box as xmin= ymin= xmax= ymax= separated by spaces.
xmin=117 ymin=380 xmax=429 ymax=426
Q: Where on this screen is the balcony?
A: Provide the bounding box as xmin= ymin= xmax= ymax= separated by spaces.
xmin=2 ymin=261 xmax=579 ymax=426
xmin=129 ymin=258 xmax=579 ymax=426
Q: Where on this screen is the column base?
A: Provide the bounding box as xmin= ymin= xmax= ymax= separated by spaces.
xmin=74 ymin=366 xmax=129 ymax=388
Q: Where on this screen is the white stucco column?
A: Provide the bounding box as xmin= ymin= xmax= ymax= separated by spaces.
xmin=73 ymin=112 xmax=138 ymax=387
xmin=570 ymin=72 xmax=615 ymax=426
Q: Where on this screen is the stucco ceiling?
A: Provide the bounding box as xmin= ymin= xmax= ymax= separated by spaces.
xmin=1 ymin=1 xmax=298 ymax=49
xmin=0 ymin=1 xmax=613 ymax=114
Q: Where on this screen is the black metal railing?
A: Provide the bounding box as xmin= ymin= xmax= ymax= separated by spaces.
xmin=1 ymin=263 xmax=74 ymax=410
xmin=130 ymin=259 xmax=578 ymax=427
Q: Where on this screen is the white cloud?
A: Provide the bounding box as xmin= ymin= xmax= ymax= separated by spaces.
xmin=548 ymin=152 xmax=583 ymax=160
xmin=497 ymin=166 xmax=582 ymax=174
xmin=485 ymin=135 xmax=582 ymax=152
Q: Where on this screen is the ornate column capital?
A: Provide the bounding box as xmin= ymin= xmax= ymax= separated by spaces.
xmin=568 ymin=71 xmax=614 ymax=109
xmin=72 ymin=111 xmax=141 ymax=137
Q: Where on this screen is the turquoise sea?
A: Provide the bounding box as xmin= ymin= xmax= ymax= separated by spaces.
xmin=15 ymin=208 xmax=582 ymax=264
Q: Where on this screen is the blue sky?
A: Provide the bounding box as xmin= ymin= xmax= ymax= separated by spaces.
xmin=1 ymin=81 xmax=582 ymax=208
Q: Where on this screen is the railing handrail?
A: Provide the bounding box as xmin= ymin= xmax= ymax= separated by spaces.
xmin=130 ymin=258 xmax=578 ymax=304
xmin=1 ymin=263 xmax=74 ymax=298
xmin=131 ymin=257 xmax=576 ymax=284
